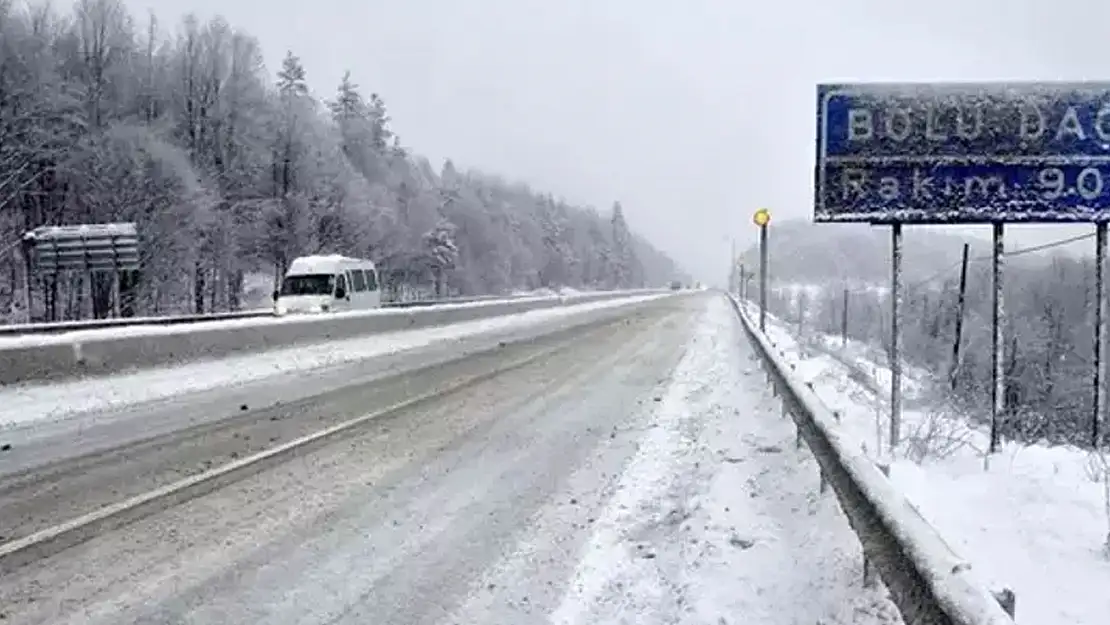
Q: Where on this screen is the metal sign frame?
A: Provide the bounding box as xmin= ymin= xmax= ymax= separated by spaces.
xmin=815 ymin=81 xmax=1110 ymax=225
xmin=813 ymin=80 xmax=1110 ymax=454
xmin=23 ymin=222 xmax=140 ymax=274
xmin=19 ymin=222 xmax=140 ymax=322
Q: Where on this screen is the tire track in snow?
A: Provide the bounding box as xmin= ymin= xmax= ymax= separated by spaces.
xmin=547 ymin=295 xmax=902 ymax=625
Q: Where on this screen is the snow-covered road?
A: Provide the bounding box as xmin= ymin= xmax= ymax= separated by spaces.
xmin=0 ymin=293 xmax=899 ymax=624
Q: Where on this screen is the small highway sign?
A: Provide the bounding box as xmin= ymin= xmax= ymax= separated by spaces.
xmin=24 ymin=222 xmax=140 ymax=273
xmin=815 ymin=81 xmax=1110 ymax=223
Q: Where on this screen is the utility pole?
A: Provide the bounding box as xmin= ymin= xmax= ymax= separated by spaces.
xmin=841 ymin=287 xmax=849 ymax=346
xmin=949 ymin=243 xmax=970 ymax=390
xmin=730 ymin=238 xmax=737 ymax=294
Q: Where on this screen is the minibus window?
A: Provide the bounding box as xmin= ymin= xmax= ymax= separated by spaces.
xmin=280 ymin=274 xmax=334 ymax=296
xmin=351 ymin=269 xmax=367 ymax=292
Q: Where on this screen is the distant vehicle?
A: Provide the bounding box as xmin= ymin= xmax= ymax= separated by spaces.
xmin=273 ymin=255 xmax=381 ymax=315
xmin=669 ymin=280 xmax=683 ymax=290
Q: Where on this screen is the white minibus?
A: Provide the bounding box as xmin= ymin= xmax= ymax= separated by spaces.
xmin=273 ymin=255 xmax=382 ymax=315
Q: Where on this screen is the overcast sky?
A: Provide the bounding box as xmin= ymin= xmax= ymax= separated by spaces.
xmin=122 ymin=0 xmax=1110 ymax=285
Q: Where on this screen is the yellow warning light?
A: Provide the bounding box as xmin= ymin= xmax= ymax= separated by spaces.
xmin=752 ymin=208 xmax=771 ymax=227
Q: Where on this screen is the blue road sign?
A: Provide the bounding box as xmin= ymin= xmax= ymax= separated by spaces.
xmin=815 ymin=81 xmax=1110 ymax=224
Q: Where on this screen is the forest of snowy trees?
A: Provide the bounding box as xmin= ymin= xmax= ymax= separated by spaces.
xmin=748 ymin=221 xmax=1108 ymax=448
xmin=0 ymin=0 xmax=684 ymax=322
xmin=819 ymin=252 xmax=1104 ymax=448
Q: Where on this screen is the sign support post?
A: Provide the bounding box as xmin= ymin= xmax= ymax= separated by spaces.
xmin=890 ymin=223 xmax=903 ymax=452
xmin=1095 ymin=223 xmax=1107 ymax=449
xmin=20 ymin=236 xmax=34 ymax=323
xmin=989 ymin=223 xmax=1005 ymax=455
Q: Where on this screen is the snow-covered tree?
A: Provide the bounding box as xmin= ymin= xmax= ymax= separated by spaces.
xmin=0 ymin=0 xmax=684 ymax=323
xmin=424 ymin=217 xmax=458 ymax=297
xmin=750 ymin=219 xmax=1110 ymax=448
xmin=609 ymin=201 xmax=641 ymax=288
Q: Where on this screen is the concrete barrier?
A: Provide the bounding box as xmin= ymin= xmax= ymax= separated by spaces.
xmin=0 ymin=290 xmax=665 ymax=386
xmin=0 ymin=294 xmax=524 ymax=337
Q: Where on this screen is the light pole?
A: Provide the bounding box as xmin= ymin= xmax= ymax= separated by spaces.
xmin=753 ymin=208 xmax=771 ymax=332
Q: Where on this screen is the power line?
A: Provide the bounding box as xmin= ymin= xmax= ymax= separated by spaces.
xmin=0 ymin=237 xmax=23 ymax=258
xmin=1005 ymin=232 xmax=1095 ymax=257
xmin=904 ymin=258 xmax=963 ymax=291
xmin=825 ymin=231 xmax=1102 ymax=296
xmin=904 ymin=231 xmax=1099 ymax=291
xmin=736 ymin=229 xmax=1104 ymax=296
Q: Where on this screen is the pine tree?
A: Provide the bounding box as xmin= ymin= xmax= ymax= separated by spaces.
xmin=367 ymin=93 xmax=392 ymax=152
xmin=276 ymin=51 xmax=308 ymax=96
xmin=424 ymin=218 xmax=458 ymax=297
xmin=610 ymin=201 xmax=641 ymax=288
xmin=330 ymin=71 xmax=363 ymax=120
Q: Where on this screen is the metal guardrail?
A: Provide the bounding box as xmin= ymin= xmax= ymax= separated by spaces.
xmin=383 ymin=293 xmax=509 ymax=309
xmin=728 ymin=295 xmax=1016 ymax=625
xmin=0 ymin=294 xmax=527 ymax=337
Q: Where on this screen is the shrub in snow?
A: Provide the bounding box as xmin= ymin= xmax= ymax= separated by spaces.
xmin=1083 ymin=449 xmax=1110 ymax=558
xmin=898 ymin=406 xmax=975 ymax=465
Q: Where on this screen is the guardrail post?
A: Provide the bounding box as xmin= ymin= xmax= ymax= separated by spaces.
xmin=993 ymin=588 xmax=1016 ymax=618
xmin=819 ymin=469 xmax=828 ymax=494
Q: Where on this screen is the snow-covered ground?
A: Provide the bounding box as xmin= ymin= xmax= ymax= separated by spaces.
xmin=544 ymin=294 xmax=899 ymax=625
xmin=0 ymin=293 xmax=669 ymax=430
xmin=741 ymin=300 xmax=1110 ymax=625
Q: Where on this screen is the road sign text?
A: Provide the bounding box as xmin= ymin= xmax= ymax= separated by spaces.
xmin=815 ymin=82 xmax=1110 ymax=223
